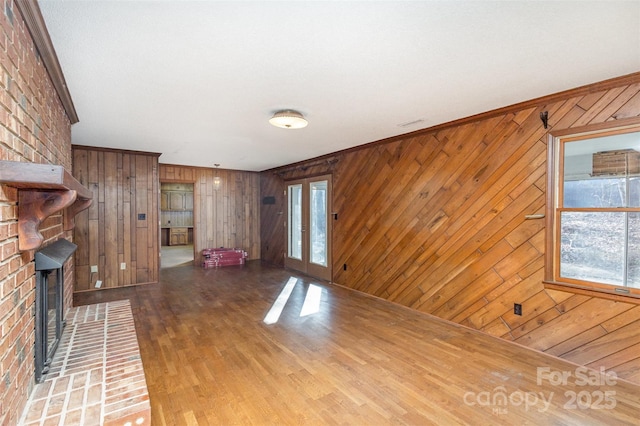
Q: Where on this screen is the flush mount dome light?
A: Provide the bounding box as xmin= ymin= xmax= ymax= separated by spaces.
xmin=269 ymin=110 xmax=308 ymax=129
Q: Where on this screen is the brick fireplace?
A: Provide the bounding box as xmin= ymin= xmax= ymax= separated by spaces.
xmin=0 ymin=1 xmax=78 ymax=423
xmin=34 ymin=239 xmax=77 ymax=383
xmin=19 ymin=301 xmax=151 ymax=426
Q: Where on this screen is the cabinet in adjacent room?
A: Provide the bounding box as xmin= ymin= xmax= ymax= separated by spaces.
xmin=160 ymin=192 xmax=169 ymax=210
xmin=161 ymin=182 xmax=194 ymax=246
xmin=169 ymin=227 xmax=189 ymax=246
xmin=162 ymin=187 xmax=193 ymax=211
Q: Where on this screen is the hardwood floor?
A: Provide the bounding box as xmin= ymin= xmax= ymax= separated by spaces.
xmin=74 ymin=262 xmax=640 ymax=425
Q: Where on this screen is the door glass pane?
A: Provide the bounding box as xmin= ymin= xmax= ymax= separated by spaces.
xmin=628 ymin=212 xmax=640 ymax=288
xmin=560 ymin=212 xmax=625 ymax=286
xmin=288 ymin=184 xmax=302 ymax=260
xmin=310 ymin=180 xmax=327 ymax=266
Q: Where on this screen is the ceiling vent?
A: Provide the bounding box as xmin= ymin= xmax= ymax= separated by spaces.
xmin=397 ymin=119 xmax=425 ymax=128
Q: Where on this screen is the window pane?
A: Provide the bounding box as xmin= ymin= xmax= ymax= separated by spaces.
xmin=563 ymin=132 xmax=640 ymax=208
xmin=310 ymin=180 xmax=327 ymax=266
xmin=563 ymin=178 xmax=627 ymax=208
xmin=629 ymin=212 xmax=640 ymax=289
xmin=631 ymin=177 xmax=640 ymax=208
xmin=560 ymin=212 xmax=625 ymax=286
xmin=288 ymin=184 xmax=302 ymax=260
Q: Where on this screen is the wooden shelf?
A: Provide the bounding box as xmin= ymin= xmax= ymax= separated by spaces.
xmin=0 ymin=161 xmax=93 ymax=251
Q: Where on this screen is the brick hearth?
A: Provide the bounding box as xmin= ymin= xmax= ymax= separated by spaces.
xmin=19 ymin=301 xmax=150 ymax=426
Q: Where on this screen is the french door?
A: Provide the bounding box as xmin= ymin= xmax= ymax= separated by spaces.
xmin=285 ymin=175 xmax=332 ymax=281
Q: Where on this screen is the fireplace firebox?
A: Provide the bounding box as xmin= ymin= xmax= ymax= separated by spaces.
xmin=34 ymin=239 xmax=77 ymax=383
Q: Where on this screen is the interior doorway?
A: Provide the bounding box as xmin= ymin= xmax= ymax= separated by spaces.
xmin=285 ymin=174 xmax=332 ymax=281
xmin=160 ymin=182 xmax=195 ymax=268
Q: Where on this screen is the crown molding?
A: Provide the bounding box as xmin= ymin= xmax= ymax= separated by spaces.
xmin=15 ymin=0 xmax=78 ymax=124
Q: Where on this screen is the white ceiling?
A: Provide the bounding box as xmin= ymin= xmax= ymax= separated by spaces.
xmin=38 ymin=1 xmax=640 ymax=172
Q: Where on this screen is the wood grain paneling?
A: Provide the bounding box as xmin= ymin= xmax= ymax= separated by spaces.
xmin=260 ymin=173 xmax=285 ymax=266
xmin=159 ymin=164 xmax=260 ymax=263
xmin=261 ymin=73 xmax=640 ymax=384
xmin=72 ymin=147 xmax=160 ymax=292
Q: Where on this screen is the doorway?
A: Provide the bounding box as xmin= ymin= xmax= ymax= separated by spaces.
xmin=160 ymin=182 xmax=195 ymax=268
xmin=285 ymin=175 xmax=332 ymax=281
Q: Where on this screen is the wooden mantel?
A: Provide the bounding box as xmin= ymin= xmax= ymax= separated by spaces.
xmin=0 ymin=161 xmax=93 ymax=251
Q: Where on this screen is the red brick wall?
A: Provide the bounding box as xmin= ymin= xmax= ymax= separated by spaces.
xmin=0 ymin=1 xmax=74 ymax=424
xmin=592 ymin=149 xmax=640 ymax=176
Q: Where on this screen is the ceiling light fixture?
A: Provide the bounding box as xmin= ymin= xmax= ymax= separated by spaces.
xmin=269 ymin=110 xmax=308 ymax=129
xmin=213 ymin=164 xmax=221 ymax=190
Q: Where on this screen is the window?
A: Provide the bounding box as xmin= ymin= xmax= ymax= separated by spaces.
xmin=546 ymin=119 xmax=640 ymax=300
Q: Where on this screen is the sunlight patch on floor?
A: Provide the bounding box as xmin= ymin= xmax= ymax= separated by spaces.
xmin=300 ymin=284 xmax=323 ymax=317
xmin=264 ymin=279 xmax=325 ymax=324
xmin=264 ymin=277 xmax=298 ymax=324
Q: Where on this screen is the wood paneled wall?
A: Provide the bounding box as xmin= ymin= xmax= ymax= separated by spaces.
xmin=261 ymin=73 xmax=640 ymax=384
xmin=159 ymin=164 xmax=260 ymax=263
xmin=260 ymin=174 xmax=285 ymax=266
xmin=72 ymin=147 xmax=160 ymax=292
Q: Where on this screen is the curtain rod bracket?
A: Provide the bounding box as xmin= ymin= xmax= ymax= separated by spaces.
xmin=540 ymin=111 xmax=549 ymax=129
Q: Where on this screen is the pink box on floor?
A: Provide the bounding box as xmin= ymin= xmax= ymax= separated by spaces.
xmin=202 ymin=248 xmax=247 ymax=268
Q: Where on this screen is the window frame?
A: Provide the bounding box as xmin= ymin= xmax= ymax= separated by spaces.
xmin=545 ymin=117 xmax=640 ymax=302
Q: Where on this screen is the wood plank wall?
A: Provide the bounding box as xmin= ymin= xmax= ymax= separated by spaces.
xmin=159 ymin=164 xmax=260 ymax=263
xmin=72 ymin=146 xmax=160 ymax=292
xmin=260 ymin=175 xmax=286 ymax=266
xmin=261 ymin=73 xmax=640 ymax=384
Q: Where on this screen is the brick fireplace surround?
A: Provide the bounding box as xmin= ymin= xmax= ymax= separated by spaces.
xmin=18 ymin=301 xmax=150 ymax=426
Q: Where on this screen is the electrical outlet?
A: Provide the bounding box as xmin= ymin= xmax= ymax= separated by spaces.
xmin=90 ymin=265 xmax=98 ymax=273
xmin=95 ymin=280 xmax=102 ymax=288
xmin=514 ymin=303 xmax=522 ymax=316
xmin=120 ymin=262 xmax=126 ymax=270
